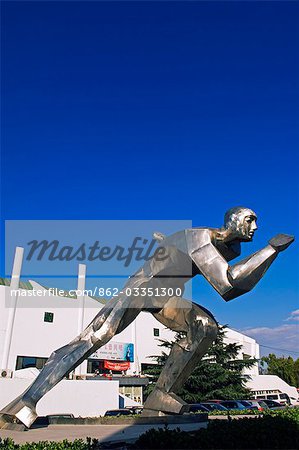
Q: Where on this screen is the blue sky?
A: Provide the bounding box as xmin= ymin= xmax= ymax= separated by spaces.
xmin=1 ymin=1 xmax=298 ymax=356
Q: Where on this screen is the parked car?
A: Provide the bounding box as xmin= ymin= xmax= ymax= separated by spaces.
xmin=47 ymin=414 xmax=75 ymax=421
xmin=290 ymin=396 xmax=299 ymax=406
xmin=32 ymin=416 xmax=50 ymax=427
xmin=258 ymin=399 xmax=286 ymax=409
xmin=255 ymin=393 xmax=291 ymax=406
xmin=235 ymin=400 xmax=256 ymax=409
xmin=266 ymin=393 xmax=291 ymax=406
xmin=238 ymin=400 xmax=269 ymax=411
xmin=220 ymin=400 xmax=253 ymax=410
xmin=207 ymin=400 xmax=224 ymax=404
xmin=125 ymin=406 xmax=143 ymax=414
xmin=200 ymin=402 xmax=228 ymax=412
xmin=104 ymin=409 xmax=134 ymax=417
xmin=33 ymin=414 xmax=74 ymax=427
xmin=187 ymin=404 xmax=209 ymax=414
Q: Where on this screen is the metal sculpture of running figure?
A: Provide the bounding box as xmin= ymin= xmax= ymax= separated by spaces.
xmin=0 ymin=207 xmax=294 ymax=428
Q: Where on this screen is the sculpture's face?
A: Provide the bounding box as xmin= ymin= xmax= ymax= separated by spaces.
xmin=224 ymin=207 xmax=258 ymax=241
xmin=240 ymin=214 xmax=258 ymax=241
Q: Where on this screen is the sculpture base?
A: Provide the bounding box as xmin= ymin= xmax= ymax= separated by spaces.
xmin=141 ymin=408 xmax=167 ymax=417
xmin=142 ymin=389 xmax=188 ymax=416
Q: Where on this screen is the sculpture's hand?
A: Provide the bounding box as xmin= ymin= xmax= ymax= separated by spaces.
xmin=269 ymin=234 xmax=295 ymax=252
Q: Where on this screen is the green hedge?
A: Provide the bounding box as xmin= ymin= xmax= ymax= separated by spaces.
xmin=135 ymin=410 xmax=299 ymax=449
xmin=207 ymin=406 xmax=299 ymax=417
xmin=0 ymin=437 xmax=98 ymax=450
xmin=207 ymin=409 xmax=261 ymax=416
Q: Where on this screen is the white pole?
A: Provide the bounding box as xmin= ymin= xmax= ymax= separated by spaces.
xmin=1 ymin=247 xmax=24 ymax=371
xmin=75 ymin=264 xmax=86 ymax=376
xmin=131 ymin=318 xmax=140 ymax=375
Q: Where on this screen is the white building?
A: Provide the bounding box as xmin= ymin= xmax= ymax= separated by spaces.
xmin=0 ymin=280 xmax=259 ymax=380
xmin=247 ymin=375 xmax=299 ymax=405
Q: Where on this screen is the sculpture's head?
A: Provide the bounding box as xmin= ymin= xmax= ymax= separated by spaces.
xmin=224 ymin=206 xmax=258 ymax=241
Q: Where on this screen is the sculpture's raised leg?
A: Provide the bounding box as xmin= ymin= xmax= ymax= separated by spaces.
xmin=0 ymin=339 xmax=94 ymax=428
xmin=143 ymin=297 xmax=218 ymax=415
xmin=0 ymin=293 xmax=141 ymax=429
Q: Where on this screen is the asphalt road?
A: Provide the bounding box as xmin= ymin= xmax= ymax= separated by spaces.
xmin=0 ymin=422 xmax=207 ymax=444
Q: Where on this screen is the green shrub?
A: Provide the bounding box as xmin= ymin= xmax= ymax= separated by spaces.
xmin=207 ymin=408 xmax=261 ymax=416
xmin=0 ymin=437 xmax=99 ymax=450
xmin=208 ymin=406 xmax=299 ymax=417
xmin=135 ymin=413 xmax=299 ymax=449
xmin=264 ymin=407 xmax=299 ymax=424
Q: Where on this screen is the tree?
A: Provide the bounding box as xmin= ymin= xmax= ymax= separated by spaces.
xmin=261 ymin=354 xmax=299 ymax=387
xmin=144 ymin=325 xmax=257 ymax=402
xmin=294 ymin=358 xmax=299 ymax=388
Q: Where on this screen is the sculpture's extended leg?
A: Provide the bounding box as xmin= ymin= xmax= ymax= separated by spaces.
xmin=0 ymin=293 xmax=142 ymax=429
xmin=143 ymin=296 xmax=218 ymax=415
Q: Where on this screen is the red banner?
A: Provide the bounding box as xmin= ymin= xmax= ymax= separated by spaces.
xmin=104 ymin=360 xmax=130 ymax=371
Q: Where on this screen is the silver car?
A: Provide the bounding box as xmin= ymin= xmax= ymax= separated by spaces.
xmin=238 ymin=400 xmax=269 ymax=411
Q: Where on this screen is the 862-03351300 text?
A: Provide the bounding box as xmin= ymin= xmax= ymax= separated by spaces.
xmin=10 ymin=286 xmax=183 ymax=298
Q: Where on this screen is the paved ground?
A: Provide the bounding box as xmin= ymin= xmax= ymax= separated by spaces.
xmin=0 ymin=422 xmax=207 ymax=444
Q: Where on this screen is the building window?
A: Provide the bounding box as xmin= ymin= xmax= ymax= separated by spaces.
xmin=153 ymin=328 xmax=160 ymax=337
xmin=44 ymin=312 xmax=54 ymax=323
xmin=16 ymin=356 xmax=48 ymax=371
xmin=119 ymin=386 xmax=143 ymax=403
xmin=141 ymin=363 xmax=156 ymax=373
xmin=87 ymin=359 xmax=105 ymax=374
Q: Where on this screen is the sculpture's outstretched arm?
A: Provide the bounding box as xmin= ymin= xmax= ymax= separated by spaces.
xmin=191 ymin=234 xmax=294 ymax=301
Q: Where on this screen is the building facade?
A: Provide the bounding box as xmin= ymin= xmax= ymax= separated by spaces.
xmin=0 ymin=278 xmax=260 ymax=381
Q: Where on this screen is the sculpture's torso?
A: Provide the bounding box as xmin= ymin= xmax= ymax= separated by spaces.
xmin=126 ymin=228 xmax=241 ymax=304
